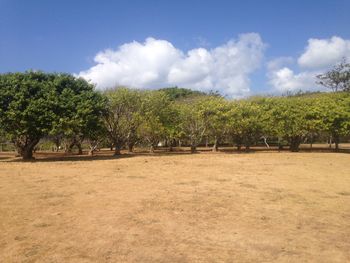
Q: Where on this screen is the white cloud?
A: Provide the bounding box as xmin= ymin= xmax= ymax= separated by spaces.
xmin=298 ymin=36 xmax=350 ymax=69
xmin=78 ymin=33 xmax=266 ymax=97
xmin=268 ymin=67 xmax=320 ymax=92
xmin=268 ymin=36 xmax=350 ymax=92
xmin=267 ymin=56 xmax=294 ymax=71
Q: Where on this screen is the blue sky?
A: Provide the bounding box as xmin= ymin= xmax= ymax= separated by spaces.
xmin=1 ymin=0 xmax=350 ymax=97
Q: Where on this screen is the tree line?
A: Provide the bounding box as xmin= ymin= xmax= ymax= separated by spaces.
xmin=0 ymin=67 xmax=349 ymax=160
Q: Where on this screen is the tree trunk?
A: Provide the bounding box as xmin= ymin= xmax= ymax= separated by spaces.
xmin=289 ymin=136 xmax=301 ymax=152
xmin=334 ymin=135 xmax=340 ymax=152
xmin=128 ymin=143 xmax=134 ymax=153
xmin=21 ymin=147 xmax=34 ymax=160
xmin=77 ymin=143 xmax=83 ymax=155
xmin=212 ymin=137 xmax=218 ymax=152
xmin=237 ymin=145 xmax=241 ymax=151
xmin=262 ymin=136 xmax=270 ymax=148
xmin=245 ymin=145 xmax=250 ymax=152
xmin=15 ymin=138 xmax=40 ymax=160
xmin=67 ymin=142 xmax=74 ymax=153
xmin=309 ymin=134 xmax=313 ymax=149
xmin=190 ymin=145 xmax=196 ymax=153
xmin=278 ymin=137 xmax=283 ymax=151
xmin=150 ymin=145 xmax=155 ymax=153
xmin=54 ymin=137 xmax=60 ymax=152
xmin=205 ymin=136 xmax=209 ymax=148
xmin=114 ymin=146 xmax=122 ymax=155
xmin=328 ymin=136 xmax=332 ymax=149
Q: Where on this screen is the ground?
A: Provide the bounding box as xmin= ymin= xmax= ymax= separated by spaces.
xmin=0 ymin=150 xmax=350 ymax=262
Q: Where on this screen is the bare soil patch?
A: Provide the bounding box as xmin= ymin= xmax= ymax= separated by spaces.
xmin=0 ymin=152 xmax=349 ymax=262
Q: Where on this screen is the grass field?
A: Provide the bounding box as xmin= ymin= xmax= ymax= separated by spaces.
xmin=0 ymin=150 xmax=350 ymax=262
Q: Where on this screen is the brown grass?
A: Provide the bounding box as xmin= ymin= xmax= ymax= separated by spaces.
xmin=0 ymin=151 xmax=350 ymax=262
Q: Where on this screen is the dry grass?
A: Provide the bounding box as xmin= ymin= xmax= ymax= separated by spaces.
xmin=0 ymin=151 xmax=350 ymax=262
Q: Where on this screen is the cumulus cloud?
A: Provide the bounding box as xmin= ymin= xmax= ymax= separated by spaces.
xmin=78 ymin=33 xmax=266 ymax=97
xmin=266 ymin=56 xmax=294 ymax=71
xmin=298 ymin=36 xmax=350 ymax=69
xmin=268 ymin=67 xmax=319 ymax=92
xmin=268 ymin=36 xmax=350 ymax=92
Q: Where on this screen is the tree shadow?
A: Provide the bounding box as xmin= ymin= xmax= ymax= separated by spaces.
xmin=2 ymin=145 xmax=349 ymax=163
xmin=3 ymin=152 xmax=135 ymax=163
xmin=0 ymin=156 xmax=12 ymax=160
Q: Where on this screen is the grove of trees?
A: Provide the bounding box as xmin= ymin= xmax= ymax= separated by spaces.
xmin=1 ymin=66 xmax=350 ymax=160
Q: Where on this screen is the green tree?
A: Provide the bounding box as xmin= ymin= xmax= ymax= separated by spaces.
xmin=227 ymin=99 xmax=266 ymax=151
xmin=138 ymin=90 xmax=173 ymax=153
xmin=50 ymin=74 xmax=107 ymax=155
xmin=158 ymin=87 xmax=205 ymax=101
xmin=0 ymin=72 xmax=105 ymax=159
xmin=178 ymin=98 xmax=207 ymax=153
xmin=318 ymin=93 xmax=350 ymax=151
xmin=104 ymin=87 xmax=143 ymax=155
xmin=0 ymin=72 xmax=58 ymax=159
xmin=196 ymin=96 xmax=229 ymax=152
xmin=270 ymin=97 xmax=310 ymax=152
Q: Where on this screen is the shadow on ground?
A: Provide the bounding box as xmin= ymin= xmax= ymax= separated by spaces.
xmin=1 ymin=145 xmax=349 ymax=163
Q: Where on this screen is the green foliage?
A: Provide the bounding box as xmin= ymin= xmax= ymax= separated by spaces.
xmin=0 ymin=71 xmax=106 ymax=159
xmin=227 ymin=98 xmax=266 ymax=150
xmin=1 ymin=71 xmax=350 ymax=157
xmin=158 ymin=87 xmax=206 ymax=101
xmin=138 ymin=90 xmax=174 ymax=152
xmin=317 ymin=92 xmax=350 ymax=150
xmin=178 ymin=97 xmax=208 ymax=152
xmin=104 ymin=87 xmax=143 ymax=154
xmin=195 ymin=96 xmax=229 ymax=150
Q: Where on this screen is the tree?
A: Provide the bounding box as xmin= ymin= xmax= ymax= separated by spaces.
xmin=316 ymin=58 xmax=350 ymax=92
xmin=196 ymin=96 xmax=228 ymax=152
xmin=158 ymin=87 xmax=205 ymax=101
xmin=50 ymin=74 xmax=107 ymax=155
xmin=0 ymin=71 xmax=106 ymax=160
xmin=104 ymin=87 xmax=142 ymax=155
xmin=269 ymin=97 xmax=310 ymax=152
xmin=227 ymin=99 xmax=266 ymax=151
xmin=178 ymin=98 xmax=207 ymax=153
xmin=0 ymin=72 xmax=58 ymax=159
xmin=318 ymin=93 xmax=350 ymax=151
xmin=138 ymin=91 xmax=173 ymax=153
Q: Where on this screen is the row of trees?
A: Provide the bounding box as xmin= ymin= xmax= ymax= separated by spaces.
xmin=1 ymin=71 xmax=350 ymax=160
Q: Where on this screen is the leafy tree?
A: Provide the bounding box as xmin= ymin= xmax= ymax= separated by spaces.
xmin=0 ymin=72 xmax=59 ymax=159
xmin=158 ymin=87 xmax=205 ymax=101
xmin=226 ymin=99 xmax=266 ymax=151
xmin=0 ymin=72 xmax=106 ymax=159
xmin=269 ymin=97 xmax=311 ymax=152
xmin=316 ymin=58 xmax=350 ymax=92
xmin=178 ymin=98 xmax=207 ymax=153
xmin=104 ymin=87 xmax=143 ymax=155
xmin=196 ymin=96 xmax=229 ymax=151
xmin=303 ymin=96 xmax=326 ymax=148
xmin=318 ymin=93 xmax=350 ymax=151
xmin=50 ymin=74 xmax=107 ymax=155
xmin=138 ymin=90 xmax=173 ymax=153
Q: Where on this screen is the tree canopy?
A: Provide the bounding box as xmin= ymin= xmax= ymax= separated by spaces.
xmin=1 ymin=73 xmax=350 ymax=159
xmin=0 ymin=71 xmax=106 ymax=159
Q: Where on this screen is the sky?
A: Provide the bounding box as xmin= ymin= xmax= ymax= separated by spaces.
xmin=1 ymin=0 xmax=350 ymax=97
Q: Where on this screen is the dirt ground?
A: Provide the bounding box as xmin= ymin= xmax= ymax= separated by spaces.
xmin=0 ymin=151 xmax=350 ymax=262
